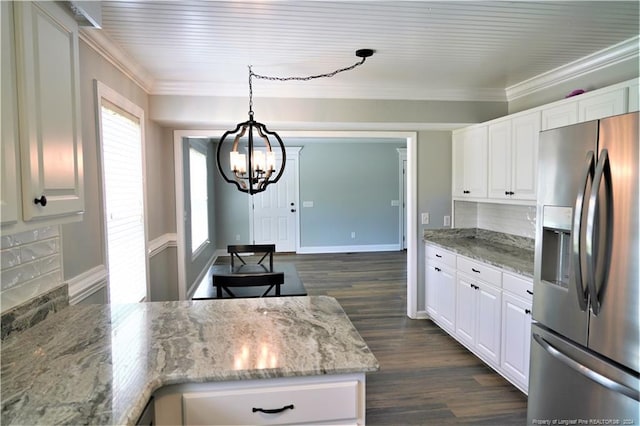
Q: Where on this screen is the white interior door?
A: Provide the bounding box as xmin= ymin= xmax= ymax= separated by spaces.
xmin=252 ymin=148 xmax=300 ymax=252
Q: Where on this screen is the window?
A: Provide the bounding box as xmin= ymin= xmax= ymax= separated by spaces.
xmin=96 ymin=81 xmax=147 ymax=304
xmin=189 ymin=146 xmax=209 ymax=254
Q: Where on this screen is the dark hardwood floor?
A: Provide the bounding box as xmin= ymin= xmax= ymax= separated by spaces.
xmin=273 ymin=250 xmax=528 ymax=425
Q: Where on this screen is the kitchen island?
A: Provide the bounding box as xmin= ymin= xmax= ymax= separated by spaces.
xmin=0 ymin=296 xmax=379 ymax=425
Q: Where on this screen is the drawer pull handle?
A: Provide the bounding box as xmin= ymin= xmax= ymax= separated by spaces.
xmin=435 ymin=267 xmax=442 ymax=272
xmin=253 ymin=404 xmax=294 ymax=414
xmin=435 ymin=254 xmax=442 ymax=258
xmin=34 ymin=195 xmax=47 ymax=206
xmin=471 ymin=268 xmax=480 ymax=273
xmin=526 ymin=290 xmax=533 ymax=295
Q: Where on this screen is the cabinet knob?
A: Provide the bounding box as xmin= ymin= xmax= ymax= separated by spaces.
xmin=34 ymin=195 xmax=48 ymax=207
xmin=509 ymin=191 xmax=515 ymax=195
xmin=504 ymin=191 xmax=509 ymax=196
xmin=525 ymin=309 xmax=531 ymax=315
xmin=290 ymin=209 xmax=296 ymax=213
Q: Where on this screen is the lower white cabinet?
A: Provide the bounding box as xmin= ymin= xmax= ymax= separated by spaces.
xmin=425 ymin=247 xmax=457 ymax=333
xmin=424 ymin=243 xmax=533 ymax=393
xmin=153 ymin=373 xmax=365 ymax=426
xmin=456 ymin=273 xmax=502 ymax=368
xmin=500 ymin=273 xmax=533 ymax=394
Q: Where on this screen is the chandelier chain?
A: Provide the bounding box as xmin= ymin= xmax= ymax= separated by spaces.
xmin=248 ymin=55 xmax=368 ymax=115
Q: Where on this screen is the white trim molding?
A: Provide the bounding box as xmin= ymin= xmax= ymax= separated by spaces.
xmin=148 ymin=233 xmax=178 ymax=257
xmin=506 ymin=36 xmax=640 ymax=101
xmin=297 ymin=244 xmax=402 ymax=255
xmin=67 ymin=265 xmax=108 ymax=305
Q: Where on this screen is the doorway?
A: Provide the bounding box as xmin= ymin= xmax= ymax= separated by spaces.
xmin=250 ymin=147 xmax=301 ymax=252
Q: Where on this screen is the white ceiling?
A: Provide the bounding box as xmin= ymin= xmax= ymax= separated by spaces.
xmin=88 ymin=1 xmax=639 ymax=102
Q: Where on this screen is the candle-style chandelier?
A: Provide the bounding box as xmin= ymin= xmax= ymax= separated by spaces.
xmin=216 ymin=49 xmax=375 ymax=195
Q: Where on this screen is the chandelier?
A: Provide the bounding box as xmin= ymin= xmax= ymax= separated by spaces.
xmin=216 ymin=49 xmax=375 ymax=195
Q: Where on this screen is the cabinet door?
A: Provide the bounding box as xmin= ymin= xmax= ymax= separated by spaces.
xmin=501 ymin=292 xmax=532 ymax=392
xmin=475 ymin=282 xmax=502 ymax=367
xmin=14 ymin=2 xmax=84 ymax=220
xmin=451 ymin=131 xmax=466 ymax=197
xmin=438 ymin=265 xmax=457 ymax=333
xmin=455 ymin=274 xmax=477 ymax=348
xmin=578 ymin=88 xmax=627 ymax=122
xmin=541 ymin=102 xmax=578 ymax=130
xmin=629 ymin=80 xmax=639 ymax=113
xmin=1 ymin=1 xmax=19 ymax=225
xmin=510 ymin=111 xmax=540 ymax=200
xmin=425 ymin=262 xmax=440 ymax=318
xmin=464 ymin=126 xmax=488 ymax=198
xmin=487 ymin=120 xmax=511 ymax=199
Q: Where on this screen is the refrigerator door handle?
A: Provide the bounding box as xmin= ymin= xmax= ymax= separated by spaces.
xmin=586 ymin=149 xmax=614 ymax=316
xmin=533 ymin=333 xmax=639 ymax=401
xmin=572 ymin=150 xmax=594 ymax=311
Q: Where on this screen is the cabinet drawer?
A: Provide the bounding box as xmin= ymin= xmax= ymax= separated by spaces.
xmin=426 ymin=245 xmax=456 ymax=267
xmin=503 ymin=273 xmax=533 ymax=302
xmin=457 ymin=256 xmax=501 ymax=287
xmin=183 ymin=380 xmax=358 ymax=425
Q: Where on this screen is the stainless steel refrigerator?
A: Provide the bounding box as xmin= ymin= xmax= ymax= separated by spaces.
xmin=528 ymin=112 xmax=639 ymax=423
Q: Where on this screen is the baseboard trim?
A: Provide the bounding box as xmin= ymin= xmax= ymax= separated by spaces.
xmin=67 ymin=265 xmax=108 ymax=305
xmin=296 ymin=244 xmax=401 ymax=254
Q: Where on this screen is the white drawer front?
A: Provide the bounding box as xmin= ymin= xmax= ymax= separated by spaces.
xmin=457 ymin=256 xmax=502 ymax=287
xmin=425 ymin=244 xmax=456 ymax=267
xmin=183 ymin=380 xmax=358 ymax=425
xmin=503 ymin=273 xmax=533 ymax=302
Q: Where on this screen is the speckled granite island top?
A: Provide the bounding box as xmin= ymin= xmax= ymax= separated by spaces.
xmin=1 ymin=296 xmax=379 ymax=425
xmin=424 ymin=228 xmax=535 ymax=277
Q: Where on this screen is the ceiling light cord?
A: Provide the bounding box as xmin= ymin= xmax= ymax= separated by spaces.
xmin=247 ymin=49 xmax=374 ymax=116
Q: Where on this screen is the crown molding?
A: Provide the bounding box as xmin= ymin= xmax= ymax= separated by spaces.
xmin=79 ymin=28 xmax=155 ymax=94
xmin=150 ymin=80 xmax=508 ymax=102
xmin=506 ymin=36 xmax=639 ymax=102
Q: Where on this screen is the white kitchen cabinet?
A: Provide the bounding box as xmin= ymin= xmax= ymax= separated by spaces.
xmin=627 ymin=80 xmax=638 ymax=112
xmin=425 ymin=245 xmax=457 ymax=333
xmin=578 ymin=87 xmax=627 ymax=122
xmin=153 ymin=374 xmax=366 ymax=426
xmin=500 ymin=273 xmax=533 ymax=394
xmin=12 ymin=1 xmax=84 ymax=222
xmin=487 ymin=111 xmax=540 ymax=201
xmin=456 ymin=271 xmax=502 ymax=368
xmin=452 ymin=125 xmax=487 ymax=199
xmin=541 ymin=102 xmax=578 ymax=130
xmin=1 ymin=1 xmax=19 ymax=226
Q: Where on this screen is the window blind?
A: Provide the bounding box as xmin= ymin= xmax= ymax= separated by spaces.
xmin=101 ymin=104 xmax=146 ymax=304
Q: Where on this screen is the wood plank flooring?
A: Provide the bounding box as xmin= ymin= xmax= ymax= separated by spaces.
xmin=272 ymin=250 xmax=528 ymax=425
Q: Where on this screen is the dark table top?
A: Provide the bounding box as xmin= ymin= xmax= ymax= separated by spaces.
xmin=191 ymin=262 xmax=307 ymax=300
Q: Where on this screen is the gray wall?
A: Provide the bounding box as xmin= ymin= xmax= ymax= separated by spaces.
xmin=61 ymin=40 xmax=177 ymax=301
xmin=299 ymin=141 xmax=404 ymax=247
xmin=416 ymin=130 xmax=453 ymax=311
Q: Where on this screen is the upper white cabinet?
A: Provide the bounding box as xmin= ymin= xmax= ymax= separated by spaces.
xmin=452 ymin=125 xmax=487 ymax=199
xmin=1 ymin=2 xmax=19 ymax=226
xmin=629 ymin=80 xmax=639 ymax=112
xmin=541 ymin=102 xmax=578 ymax=131
xmin=578 ymin=87 xmax=627 ymax=122
xmin=6 ymin=1 xmax=84 ymax=229
xmin=488 ymin=111 xmax=540 ymax=201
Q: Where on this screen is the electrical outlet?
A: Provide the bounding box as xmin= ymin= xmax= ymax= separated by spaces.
xmin=444 ymin=215 xmax=451 ymax=227
xmin=351 ymin=231 xmax=356 ymax=239
xmin=421 ymin=212 xmax=430 ymax=225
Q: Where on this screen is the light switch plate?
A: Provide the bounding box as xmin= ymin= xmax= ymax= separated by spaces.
xmin=421 ymin=212 xmax=430 ymax=225
xmin=302 ymin=201 xmax=314 ymax=208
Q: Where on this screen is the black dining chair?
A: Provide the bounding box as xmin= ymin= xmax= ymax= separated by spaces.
xmin=213 ymin=272 xmax=285 ymax=298
xmin=227 ymin=244 xmax=276 ymax=272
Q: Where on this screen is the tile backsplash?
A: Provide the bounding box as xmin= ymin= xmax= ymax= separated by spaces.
xmin=1 ymin=226 xmax=64 ymax=313
xmin=454 ymin=201 xmax=536 ymax=239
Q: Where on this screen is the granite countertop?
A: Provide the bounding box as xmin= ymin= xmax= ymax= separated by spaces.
xmin=1 ymin=296 xmax=379 ymax=425
xmin=424 ymin=228 xmax=535 ymax=277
